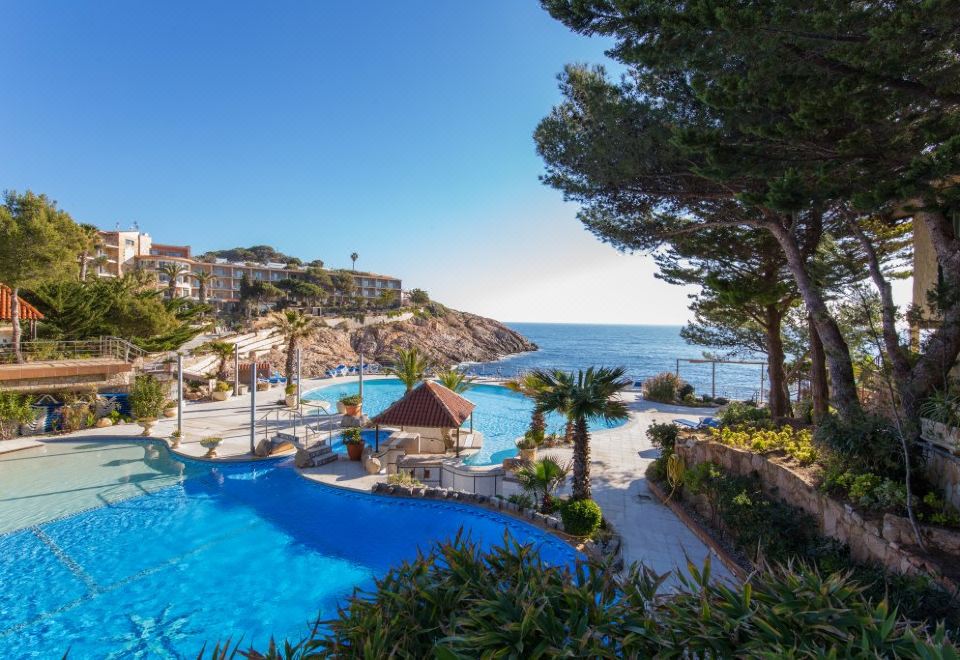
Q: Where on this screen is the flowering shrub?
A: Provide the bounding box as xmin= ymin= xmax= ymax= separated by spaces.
xmin=710 ymin=425 xmax=819 ymax=466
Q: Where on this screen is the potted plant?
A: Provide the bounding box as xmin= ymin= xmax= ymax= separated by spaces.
xmin=200 ymin=436 xmax=223 ymax=458
xmin=920 ymin=391 xmax=960 ymax=453
xmin=516 ymin=430 xmax=542 ymax=462
xmin=130 ymin=375 xmax=167 ymax=436
xmin=285 ymin=383 xmax=298 ymax=408
xmin=211 ymin=381 xmax=233 ymax=401
xmin=342 ymin=427 xmax=365 ymax=461
xmin=169 ymin=429 xmax=182 ymax=449
xmin=162 ymin=400 xmax=177 ymax=418
xmin=340 ymin=394 xmax=362 ymax=417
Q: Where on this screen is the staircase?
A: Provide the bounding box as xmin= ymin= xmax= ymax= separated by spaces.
xmin=305 ymin=443 xmax=339 ymax=467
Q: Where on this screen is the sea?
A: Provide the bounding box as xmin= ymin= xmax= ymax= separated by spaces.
xmin=467 ymin=323 xmax=768 ymax=402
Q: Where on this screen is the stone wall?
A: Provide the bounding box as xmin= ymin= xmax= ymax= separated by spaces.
xmin=923 ymin=441 xmax=960 ymax=512
xmin=677 ymin=440 xmax=960 ymax=592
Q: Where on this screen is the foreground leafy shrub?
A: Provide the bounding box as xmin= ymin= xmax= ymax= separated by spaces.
xmin=0 ymin=391 xmax=35 ymax=438
xmin=710 ymin=425 xmax=819 ymax=465
xmin=202 ymin=535 xmax=959 ymax=658
xmin=642 ymin=371 xmax=684 ymax=403
xmin=560 ymin=498 xmax=603 ymax=537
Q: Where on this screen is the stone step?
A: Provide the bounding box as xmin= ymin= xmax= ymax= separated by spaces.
xmin=313 ymin=451 xmax=339 ymax=467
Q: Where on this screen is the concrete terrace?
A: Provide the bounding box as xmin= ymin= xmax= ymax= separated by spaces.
xmin=14 ymin=375 xmax=731 ymax=580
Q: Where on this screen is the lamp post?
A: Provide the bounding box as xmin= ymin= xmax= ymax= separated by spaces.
xmin=176 ymin=353 xmax=183 ymax=436
xmin=250 ymin=359 xmax=257 ymax=454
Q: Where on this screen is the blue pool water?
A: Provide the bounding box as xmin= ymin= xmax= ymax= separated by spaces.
xmin=0 ymin=439 xmax=576 ymax=658
xmin=329 ymin=428 xmax=392 ymax=455
xmin=303 ymin=379 xmax=626 ymax=465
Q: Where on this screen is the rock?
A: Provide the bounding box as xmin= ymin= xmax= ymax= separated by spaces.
xmin=340 ymin=415 xmax=366 ymax=428
xmin=262 ymin=307 xmax=537 ymax=377
xmin=255 ymin=439 xmax=273 ymax=458
xmin=294 ymin=448 xmax=312 ymax=468
xmin=364 ymin=456 xmax=382 ymax=475
xmin=95 ymin=417 xmax=113 ymax=428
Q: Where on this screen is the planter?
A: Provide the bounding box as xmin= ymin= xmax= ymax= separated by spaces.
xmin=163 ymin=408 xmax=177 ymax=418
xmin=285 ymin=395 xmax=298 ymax=408
xmin=344 ymin=404 xmax=362 ymax=417
xmin=94 ymin=417 xmax=113 ymax=428
xmin=336 ymin=401 xmax=346 ymax=414
xmin=519 ymin=447 xmax=537 ymax=462
xmin=346 ymin=441 xmax=365 ymax=461
xmin=256 ymin=382 xmax=270 ymax=392
xmin=170 ymin=435 xmax=182 ymax=449
xmin=211 ymin=390 xmax=232 ymax=402
xmin=921 ymin=418 xmax=960 ymax=454
xmin=137 ymin=418 xmax=157 ymax=436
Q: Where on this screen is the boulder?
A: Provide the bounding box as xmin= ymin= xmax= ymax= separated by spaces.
xmin=95 ymin=417 xmax=113 ymax=428
xmin=255 ymin=438 xmax=273 ymax=458
xmin=364 ymin=456 xmax=382 ymax=475
xmin=294 ymin=447 xmax=313 ymax=468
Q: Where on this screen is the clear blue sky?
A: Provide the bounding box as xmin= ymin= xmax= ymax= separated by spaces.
xmin=1 ymin=1 xmax=701 ymax=324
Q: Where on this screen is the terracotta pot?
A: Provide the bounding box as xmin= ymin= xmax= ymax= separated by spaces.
xmin=344 ymin=404 xmax=362 ymax=417
xmin=346 ymin=441 xmax=365 ymax=461
xmin=138 ymin=418 xmax=157 ymax=436
xmin=163 ymin=408 xmax=176 ymax=418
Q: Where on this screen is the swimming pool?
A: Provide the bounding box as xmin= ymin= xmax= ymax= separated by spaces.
xmin=303 ymin=378 xmax=627 ymax=465
xmin=0 ymin=439 xmax=575 ymax=657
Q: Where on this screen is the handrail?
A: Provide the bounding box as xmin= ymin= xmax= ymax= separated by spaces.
xmin=257 ymin=407 xmax=331 ymax=449
xmin=0 ymin=336 xmax=149 ymax=364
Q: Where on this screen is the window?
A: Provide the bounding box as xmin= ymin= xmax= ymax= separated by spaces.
xmin=423 ymin=469 xmax=431 ymax=479
xmin=125 ymin=239 xmax=135 ymax=247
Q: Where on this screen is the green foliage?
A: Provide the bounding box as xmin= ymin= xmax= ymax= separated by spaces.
xmin=919 ymin=492 xmax=960 ymax=528
xmin=386 ymin=471 xmax=422 ymax=487
xmin=646 ymin=422 xmax=679 ymax=454
xmin=516 ymin=456 xmax=570 ymax=513
xmin=407 ymin=288 xmax=429 ymax=305
xmin=214 ymin=381 xmax=231 ymax=393
xmin=506 ymin=493 xmax=535 ymax=510
xmin=0 ymin=391 xmax=35 ymax=439
xmin=816 ymin=413 xmax=906 ymax=480
xmin=718 ymin=401 xmax=772 ymax=429
xmin=194 ymin=341 xmax=235 ymax=380
xmin=920 ymin=390 xmax=960 ymax=427
xmin=199 ymin=245 xmax=301 ymax=265
xmin=338 ymin=394 xmax=361 ymax=406
xmin=642 ymin=371 xmax=683 ymax=403
xmin=285 ymin=383 xmax=296 ymax=395
xmin=710 ymin=425 xmax=819 ymax=466
xmin=341 ymin=427 xmax=363 ymax=445
xmin=384 ymin=347 xmax=433 ymax=393
xmin=201 ymin=535 xmax=960 ymax=658
xmin=560 ymin=498 xmax=602 ymax=537
xmin=129 ymin=375 xmax=167 ymax=420
xmin=433 ymin=368 xmax=474 ymax=394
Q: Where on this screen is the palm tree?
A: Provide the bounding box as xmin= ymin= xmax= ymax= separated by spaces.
xmin=350 ymin=252 xmax=358 ymax=271
xmin=195 ymin=341 xmax=235 ymax=380
xmin=385 ymin=347 xmax=433 ymax=393
xmin=92 ymin=254 xmax=110 ymax=276
xmin=191 ymin=269 xmax=215 ymax=305
xmin=505 ymin=372 xmax=551 ymax=440
xmin=77 ymin=223 xmax=102 ymax=281
xmin=267 ymin=310 xmax=321 ymax=381
xmin=516 ymin=456 xmax=571 ymax=513
xmin=158 ymin=263 xmax=188 ymax=300
xmin=434 ymin=368 xmax=475 ymax=394
xmin=533 ymin=367 xmax=631 ymax=501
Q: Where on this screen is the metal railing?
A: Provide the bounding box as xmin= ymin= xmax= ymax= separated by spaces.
xmin=0 ymin=336 xmax=148 ymax=365
xmin=257 ymin=407 xmax=332 ymax=449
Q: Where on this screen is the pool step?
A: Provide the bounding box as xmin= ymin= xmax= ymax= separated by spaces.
xmin=306 ymin=443 xmax=339 ymax=467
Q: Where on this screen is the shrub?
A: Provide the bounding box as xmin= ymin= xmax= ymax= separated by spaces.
xmin=201 ymin=536 xmax=959 ymax=658
xmin=129 ymin=375 xmax=167 ymax=420
xmin=710 ymin=425 xmax=819 ymax=465
xmin=560 ymin=498 xmax=603 ymax=537
xmin=339 ymin=394 xmax=362 ymax=406
xmin=677 ymin=382 xmax=695 ymax=399
xmin=0 ymin=391 xmax=35 ymax=439
xmin=387 ymin=471 xmax=422 ymax=487
xmin=215 ymin=381 xmax=232 ymax=392
xmin=816 ymin=413 xmax=905 ymax=479
xmin=646 ymin=422 xmax=679 ymax=453
xmin=341 ymin=427 xmax=363 ymax=445
xmin=285 ymin=383 xmax=296 ymax=395
xmin=718 ymin=401 xmax=771 ymax=428
xmin=642 ymin=372 xmax=684 ymax=403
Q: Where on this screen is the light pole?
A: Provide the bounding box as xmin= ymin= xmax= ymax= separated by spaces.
xmin=250 ymin=358 xmax=257 ymax=454
xmin=176 ymin=353 xmax=183 ymax=437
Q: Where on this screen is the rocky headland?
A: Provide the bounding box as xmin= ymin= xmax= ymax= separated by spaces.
xmin=264 ymin=307 xmax=535 ymax=376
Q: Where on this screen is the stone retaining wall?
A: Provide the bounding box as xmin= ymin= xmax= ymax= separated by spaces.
xmin=676 ymin=440 xmax=960 ymax=593
xmin=923 ymin=441 xmax=960 ymax=512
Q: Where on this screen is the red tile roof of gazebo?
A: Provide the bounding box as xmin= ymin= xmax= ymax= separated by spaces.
xmin=371 ymin=381 xmax=475 ymax=428
xmin=0 ymin=285 xmax=44 ymax=321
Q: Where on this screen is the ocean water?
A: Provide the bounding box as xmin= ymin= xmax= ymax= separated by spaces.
xmin=472 ymin=323 xmax=768 ymax=402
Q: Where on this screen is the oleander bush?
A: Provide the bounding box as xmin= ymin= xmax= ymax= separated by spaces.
xmin=709 ymin=425 xmax=819 ymax=466
xmin=200 ymin=535 xmax=959 ymax=658
xmin=642 ymin=371 xmax=684 ymax=403
xmin=560 ymin=498 xmax=603 ymax=537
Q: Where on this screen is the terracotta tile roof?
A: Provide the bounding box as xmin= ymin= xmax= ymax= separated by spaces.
xmin=0 ymin=284 xmax=44 ymax=321
xmin=372 ymin=381 xmax=475 ymax=428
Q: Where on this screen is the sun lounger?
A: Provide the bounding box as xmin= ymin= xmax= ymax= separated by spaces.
xmin=674 ymin=417 xmax=718 ymax=430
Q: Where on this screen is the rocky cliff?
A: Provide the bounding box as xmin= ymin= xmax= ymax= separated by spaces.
xmin=264 ymin=308 xmax=535 ymax=376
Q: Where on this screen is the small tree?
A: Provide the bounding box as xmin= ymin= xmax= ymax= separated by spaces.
xmin=191 ymin=269 xmax=215 ymax=305
xmin=350 ymin=252 xmax=359 ymax=271
xmin=158 ymin=263 xmax=189 ymax=300
xmin=504 ymin=372 xmax=550 ymax=440
xmin=434 ymin=368 xmax=475 ymax=394
xmin=408 ymin=288 xmax=429 ymax=306
xmin=0 ymin=391 xmax=35 ymax=439
xmin=195 ymin=341 xmax=235 ymax=380
xmin=516 ymin=456 xmax=570 ymax=513
xmin=129 ymin=375 xmax=167 ymax=421
xmin=267 ymin=310 xmax=321 ymax=382
xmin=385 ymin=347 xmax=433 ymax=392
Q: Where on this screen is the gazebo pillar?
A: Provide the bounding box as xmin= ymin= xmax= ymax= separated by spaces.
xmin=456 ymin=427 xmax=460 ymax=457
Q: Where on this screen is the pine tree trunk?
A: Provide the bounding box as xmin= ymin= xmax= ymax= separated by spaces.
xmin=571 ymin=416 xmax=591 ymax=500
xmin=11 ymin=288 xmax=23 ymax=364
xmin=764 ymin=305 xmax=791 ymax=418
xmin=808 ymin=313 xmax=829 ymax=424
xmin=768 ymin=222 xmax=861 ymax=419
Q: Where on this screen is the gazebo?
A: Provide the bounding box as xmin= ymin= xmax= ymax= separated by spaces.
xmin=370 ymin=381 xmax=475 ymax=456
xmin=0 ymin=284 xmax=43 ymax=342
